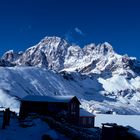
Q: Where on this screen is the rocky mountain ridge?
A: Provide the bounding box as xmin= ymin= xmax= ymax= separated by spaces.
xmin=2 ymin=36 xmax=140 ymax=76
xmin=1 ymin=36 xmax=140 ymax=114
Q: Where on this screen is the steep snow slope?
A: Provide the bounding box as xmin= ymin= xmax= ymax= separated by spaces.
xmin=1 ymin=36 xmax=140 ymax=114
xmin=0 ymin=67 xmax=140 ymax=114
xmin=0 ymin=67 xmax=85 ymax=110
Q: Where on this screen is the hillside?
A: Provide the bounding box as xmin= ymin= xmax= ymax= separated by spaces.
xmin=1 ymin=36 xmax=140 ymax=114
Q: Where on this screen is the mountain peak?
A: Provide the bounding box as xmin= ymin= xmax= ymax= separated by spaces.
xmin=1 ymin=36 xmax=140 ymax=115
xmin=1 ymin=36 xmax=139 ymax=74
xmin=98 ymin=42 xmax=113 ymax=55
xmin=39 ymin=36 xmax=67 ymax=46
xmin=103 ymin=41 xmax=112 ymax=47
xmin=40 ymin=36 xmax=62 ymax=43
xmin=2 ymin=50 xmax=22 ymax=62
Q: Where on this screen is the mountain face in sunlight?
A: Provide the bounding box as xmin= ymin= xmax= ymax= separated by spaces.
xmin=1 ymin=36 xmax=140 ymax=114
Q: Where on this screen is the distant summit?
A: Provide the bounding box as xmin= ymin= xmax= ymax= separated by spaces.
xmin=2 ymin=36 xmax=140 ymax=75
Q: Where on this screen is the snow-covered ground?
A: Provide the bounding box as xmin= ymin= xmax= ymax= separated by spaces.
xmin=1 ymin=66 xmax=140 ymax=115
xmin=95 ymin=114 xmax=140 ymax=131
xmin=0 ymin=113 xmax=68 ymax=140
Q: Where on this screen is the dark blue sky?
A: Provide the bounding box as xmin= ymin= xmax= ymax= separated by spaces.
xmin=0 ymin=0 xmax=140 ymax=59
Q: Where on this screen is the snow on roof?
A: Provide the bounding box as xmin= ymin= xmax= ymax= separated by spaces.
xmin=21 ymin=95 xmax=77 ymax=103
xmin=80 ymin=108 xmax=95 ymax=117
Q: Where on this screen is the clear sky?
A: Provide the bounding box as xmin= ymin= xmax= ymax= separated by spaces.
xmin=0 ymin=0 xmax=140 ymax=59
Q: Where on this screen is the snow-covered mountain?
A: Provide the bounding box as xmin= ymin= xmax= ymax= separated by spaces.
xmin=1 ymin=36 xmax=140 ymax=115
xmin=3 ymin=36 xmax=140 ymax=75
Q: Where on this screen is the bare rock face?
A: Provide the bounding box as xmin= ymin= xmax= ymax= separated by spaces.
xmin=2 ymin=50 xmax=23 ymax=62
xmin=0 ymin=59 xmax=15 ymax=67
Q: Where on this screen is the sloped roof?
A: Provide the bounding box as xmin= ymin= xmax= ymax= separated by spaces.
xmin=80 ymin=108 xmax=95 ymax=117
xmin=21 ymin=95 xmax=79 ymax=103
